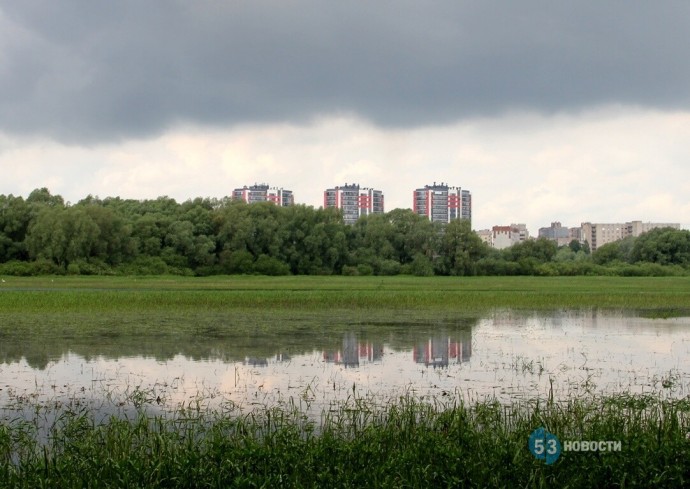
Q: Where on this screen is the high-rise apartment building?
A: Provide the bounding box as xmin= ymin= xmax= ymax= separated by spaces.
xmin=324 ymin=183 xmax=384 ymax=225
xmin=413 ymin=183 xmax=471 ymax=225
xmin=581 ymin=221 xmax=680 ymax=252
xmin=233 ymin=184 xmax=294 ymax=207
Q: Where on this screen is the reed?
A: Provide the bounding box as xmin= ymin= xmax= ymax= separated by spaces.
xmin=1 ymin=393 xmax=688 ymax=487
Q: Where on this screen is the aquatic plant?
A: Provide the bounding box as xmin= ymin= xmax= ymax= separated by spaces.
xmin=1 ymin=392 xmax=688 ymax=487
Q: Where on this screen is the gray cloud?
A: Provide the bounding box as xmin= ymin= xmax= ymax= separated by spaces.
xmin=1 ymin=1 xmax=689 ymax=143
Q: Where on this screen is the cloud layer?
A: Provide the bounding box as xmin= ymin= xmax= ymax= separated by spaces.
xmin=2 ymin=1 xmax=690 ymax=142
xmin=3 ymin=109 xmax=689 ymax=231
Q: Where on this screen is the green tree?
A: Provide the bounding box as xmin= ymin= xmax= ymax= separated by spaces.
xmin=26 ymin=188 xmax=65 ymax=209
xmin=26 ymin=207 xmax=99 ymax=267
xmin=0 ymin=194 xmax=31 ymax=261
xmin=630 ymin=228 xmax=690 ymax=267
xmin=436 ymin=219 xmax=487 ymax=275
xmin=592 ymin=239 xmax=633 ymax=265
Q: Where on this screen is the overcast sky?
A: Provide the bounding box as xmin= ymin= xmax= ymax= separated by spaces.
xmin=1 ymin=1 xmax=689 ymax=231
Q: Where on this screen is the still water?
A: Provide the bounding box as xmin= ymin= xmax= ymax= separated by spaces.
xmin=1 ymin=310 xmax=688 ymax=421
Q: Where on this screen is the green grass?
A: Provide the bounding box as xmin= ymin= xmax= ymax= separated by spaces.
xmin=1 ymin=275 xmax=688 ymax=339
xmin=1 ymin=274 xmax=688 ymax=311
xmin=1 ymin=393 xmax=688 ymax=488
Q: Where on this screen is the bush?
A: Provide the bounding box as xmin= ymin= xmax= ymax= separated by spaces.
xmin=253 ymin=255 xmax=290 ymax=276
xmin=341 ymin=265 xmax=359 ymax=276
xmin=410 ymin=254 xmax=434 ymax=277
xmin=119 ymin=256 xmax=170 ymax=275
xmin=220 ymin=250 xmax=254 ymax=274
xmin=356 ymin=264 xmax=374 ymax=276
xmin=0 ymin=260 xmax=33 ymax=276
xmin=68 ymin=259 xmax=113 ymax=275
xmin=377 ymin=259 xmax=401 ymax=276
xmin=475 ymin=258 xmax=521 ymax=276
xmin=29 ymin=259 xmax=64 ymax=275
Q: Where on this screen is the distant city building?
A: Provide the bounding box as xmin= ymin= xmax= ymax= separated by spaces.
xmin=476 ymin=229 xmax=493 ymax=247
xmin=491 ymin=224 xmax=530 ymax=250
xmin=412 ymin=183 xmax=471 ymax=225
xmin=324 ymin=183 xmax=384 ymax=225
xmin=581 ymin=221 xmax=680 ymax=252
xmin=513 ymin=223 xmax=529 ymax=242
xmin=492 ymin=226 xmax=519 ymax=250
xmin=538 ymin=222 xmax=581 ymax=247
xmin=233 ymin=184 xmax=294 ymax=206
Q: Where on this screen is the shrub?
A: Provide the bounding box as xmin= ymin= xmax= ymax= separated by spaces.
xmin=254 ymin=255 xmax=290 ymax=276
xmin=29 ymin=259 xmax=64 ymax=275
xmin=377 ymin=259 xmax=401 ymax=276
xmin=0 ymin=260 xmax=33 ymax=276
xmin=411 ymin=254 xmax=434 ymax=276
xmin=341 ymin=265 xmax=359 ymax=276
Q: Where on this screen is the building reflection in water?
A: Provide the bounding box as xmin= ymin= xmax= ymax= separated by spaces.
xmin=244 ymin=353 xmax=291 ymax=367
xmin=323 ymin=332 xmax=384 ymax=368
xmin=243 ymin=330 xmax=472 ymax=369
xmin=243 ymin=357 xmax=269 ymax=367
xmin=322 ymin=330 xmax=471 ymax=369
xmin=413 ymin=332 xmax=471 ymax=368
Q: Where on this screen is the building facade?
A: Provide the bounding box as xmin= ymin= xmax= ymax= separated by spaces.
xmin=491 ymin=226 xmax=518 ymax=250
xmin=476 ymin=229 xmax=493 ymax=247
xmin=538 ymin=222 xmax=580 ymax=247
xmin=412 ymin=183 xmax=471 ymax=225
xmin=232 ymin=184 xmax=294 ymax=206
xmin=581 ymin=221 xmax=680 ymax=252
xmin=491 ymin=224 xmax=529 ymax=250
xmin=324 ymin=183 xmax=384 ymax=225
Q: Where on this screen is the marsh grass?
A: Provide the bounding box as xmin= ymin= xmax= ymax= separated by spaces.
xmin=1 ymin=392 xmax=688 ymax=487
xmin=1 ymin=275 xmax=689 ymax=339
xmin=1 ymin=275 xmax=690 ymax=312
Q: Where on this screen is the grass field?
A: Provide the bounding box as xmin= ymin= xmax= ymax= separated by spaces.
xmin=1 ymin=274 xmax=689 ymax=311
xmin=1 ymin=275 xmax=688 ymax=339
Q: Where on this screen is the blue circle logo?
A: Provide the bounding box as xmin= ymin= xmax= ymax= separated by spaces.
xmin=529 ymin=427 xmax=561 ymax=465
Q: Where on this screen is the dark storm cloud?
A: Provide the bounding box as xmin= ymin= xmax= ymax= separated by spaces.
xmin=1 ymin=1 xmax=689 ymax=142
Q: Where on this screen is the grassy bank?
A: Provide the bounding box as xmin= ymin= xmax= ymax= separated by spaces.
xmin=1 ymin=394 xmax=688 ymax=488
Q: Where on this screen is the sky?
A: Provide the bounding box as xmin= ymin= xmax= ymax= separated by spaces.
xmin=1 ymin=1 xmax=689 ymax=232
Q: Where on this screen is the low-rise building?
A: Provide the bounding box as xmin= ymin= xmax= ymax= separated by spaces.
xmin=476 ymin=229 xmax=493 ymax=247
xmin=490 ymin=224 xmax=530 ymax=250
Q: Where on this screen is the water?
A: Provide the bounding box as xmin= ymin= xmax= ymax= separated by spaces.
xmin=1 ymin=310 xmax=689 ymax=422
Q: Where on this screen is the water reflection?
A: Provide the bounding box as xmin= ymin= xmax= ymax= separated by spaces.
xmin=1 ymin=311 xmax=689 ymax=423
xmin=413 ymin=332 xmax=471 ymax=368
xmin=0 ymin=319 xmax=478 ymax=370
xmin=323 ymin=332 xmax=384 ymax=368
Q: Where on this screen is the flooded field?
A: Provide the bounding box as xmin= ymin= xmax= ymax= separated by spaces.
xmin=2 ymin=310 xmax=688 ymax=423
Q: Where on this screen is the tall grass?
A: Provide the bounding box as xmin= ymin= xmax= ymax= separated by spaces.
xmin=1 ymin=393 xmax=688 ymax=487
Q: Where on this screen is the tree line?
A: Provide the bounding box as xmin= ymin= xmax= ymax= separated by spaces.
xmin=1 ymin=188 xmax=688 ymax=276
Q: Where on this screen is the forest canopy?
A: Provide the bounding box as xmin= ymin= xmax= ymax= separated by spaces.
xmin=1 ymin=189 xmax=688 ymax=276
